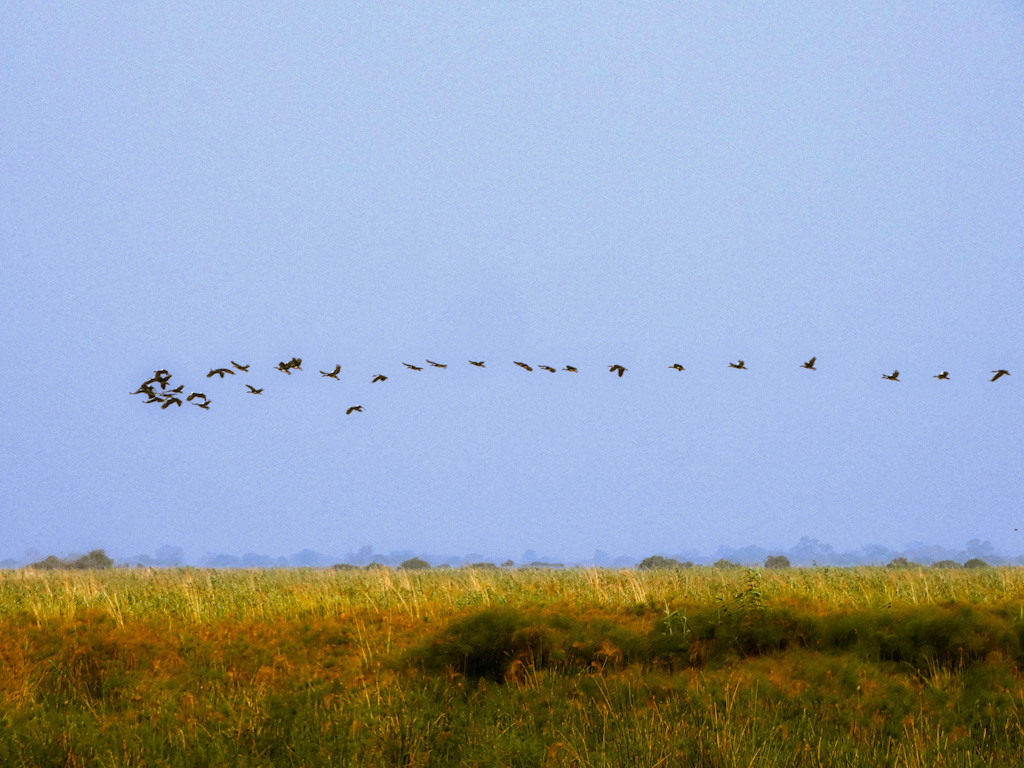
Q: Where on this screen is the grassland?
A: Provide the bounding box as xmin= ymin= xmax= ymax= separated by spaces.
xmin=3 ymin=566 xmax=1024 ymax=766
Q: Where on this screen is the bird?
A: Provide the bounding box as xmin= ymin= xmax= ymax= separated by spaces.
xmin=539 ymin=366 xmax=556 ymax=372
xmin=371 ymin=374 xmax=388 ymax=383
xmin=275 ymin=362 xmax=292 ymax=374
xmin=609 ymin=365 xmax=627 ymax=377
xmin=207 ymin=368 xmax=235 ymax=378
xmin=426 ymin=360 xmax=447 ymax=368
xmin=801 ymin=357 xmax=817 ymax=371
xmin=186 ymin=392 xmax=207 ymax=402
xmin=514 ymin=362 xmax=533 ymax=371
xmin=563 ymin=366 xmax=578 ymax=373
xmin=882 ymin=370 xmax=900 ymax=381
xmin=245 ymin=385 xmax=263 ymax=395
xmin=144 ymin=394 xmax=164 ymax=404
xmin=131 ymin=384 xmax=156 ymax=396
xmin=231 ymin=361 xmax=250 ymax=372
xmin=161 ymin=396 xmax=183 ymax=409
xmin=991 ymin=370 xmax=1011 ymax=382
xmin=934 ymin=371 xmax=950 ymax=380
xmin=166 ymin=384 xmax=184 ymax=394
xmin=728 ymin=361 xmax=747 ymax=370
xmin=669 ymin=364 xmax=685 ymax=371
xmin=320 ymin=365 xmax=341 ymax=379
xmin=346 ymin=405 xmax=364 ymax=415
xmin=194 ymin=400 xmax=211 ymax=410
xmin=469 ymin=361 xmax=486 ymax=367
xmin=403 ymin=363 xmax=423 ymax=371
xmin=287 ymin=357 xmax=303 ymax=370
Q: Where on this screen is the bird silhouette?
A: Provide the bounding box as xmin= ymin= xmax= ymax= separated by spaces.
xmin=426 ymin=360 xmax=447 ymax=368
xmin=144 ymin=394 xmax=164 ymax=404
xmin=161 ymin=396 xmax=183 ymax=409
xmin=539 ymin=366 xmax=557 ymax=372
xmin=131 ymin=384 xmax=157 ymax=396
xmin=669 ymin=364 xmax=685 ymax=371
xmin=801 ymin=357 xmax=817 ymax=371
xmin=287 ymin=357 xmax=303 ymax=370
xmin=346 ymin=405 xmax=364 ymax=415
xmin=514 ymin=362 xmax=533 ymax=371
xmin=166 ymin=384 xmax=184 ymax=394
xmin=320 ymin=365 xmax=341 ymax=379
xmin=991 ymin=370 xmax=1011 ymax=382
xmin=246 ymin=385 xmax=263 ymax=395
xmin=194 ymin=400 xmax=211 ymax=410
xmin=728 ymin=361 xmax=747 ymax=370
xmin=186 ymin=392 xmax=207 ymax=402
xmin=563 ymin=366 xmax=578 ymax=373
xmin=403 ymin=363 xmax=423 ymax=371
xmin=469 ymin=361 xmax=486 ymax=367
xmin=275 ymin=362 xmax=292 ymax=374
xmin=231 ymin=361 xmax=250 ymax=371
xmin=609 ymin=365 xmax=627 ymax=377
xmin=371 ymin=374 xmax=388 ymax=383
xmin=882 ymin=370 xmax=900 ymax=381
xmin=207 ymin=368 xmax=235 ymax=378
xmin=934 ymin=371 xmax=950 ymax=380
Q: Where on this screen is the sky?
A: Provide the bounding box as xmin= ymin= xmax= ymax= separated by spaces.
xmin=2 ymin=2 xmax=1022 ymax=565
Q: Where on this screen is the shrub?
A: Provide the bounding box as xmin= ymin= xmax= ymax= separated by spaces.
xmin=713 ymin=559 xmax=740 ymax=568
xmin=964 ymin=558 xmax=990 ymax=569
xmin=932 ymin=560 xmax=960 ymax=569
xmin=638 ymin=556 xmax=687 ymax=570
xmin=887 ymin=557 xmax=915 ymax=569
xmin=400 ymin=557 xmax=431 ymax=570
xmin=764 ymin=555 xmax=791 ymax=569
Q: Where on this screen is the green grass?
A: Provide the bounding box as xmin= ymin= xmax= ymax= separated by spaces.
xmin=3 ymin=567 xmax=1024 ymax=766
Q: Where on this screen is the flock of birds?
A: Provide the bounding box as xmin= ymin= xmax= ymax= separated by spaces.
xmin=131 ymin=357 xmax=1012 ymax=413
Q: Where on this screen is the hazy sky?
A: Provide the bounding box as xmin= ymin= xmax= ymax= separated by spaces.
xmin=3 ymin=2 xmax=1022 ymax=562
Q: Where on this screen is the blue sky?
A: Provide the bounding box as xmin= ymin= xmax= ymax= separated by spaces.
xmin=3 ymin=2 xmax=1022 ymax=563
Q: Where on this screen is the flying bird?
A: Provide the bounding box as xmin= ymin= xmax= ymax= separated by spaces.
xmin=539 ymin=366 xmax=557 ymax=372
xmin=207 ymin=368 xmax=235 ymax=378
xmin=131 ymin=384 xmax=156 ymax=396
xmin=287 ymin=357 xmax=303 ymax=370
xmin=514 ymin=362 xmax=533 ymax=371
xmin=194 ymin=400 xmax=211 ymax=410
xmin=426 ymin=360 xmax=447 ymax=368
xmin=186 ymin=392 xmax=207 ymax=402
xmin=403 ymin=363 xmax=423 ymax=371
xmin=275 ymin=362 xmax=292 ymax=374
xmin=801 ymin=357 xmax=817 ymax=371
xmin=144 ymin=394 xmax=164 ymax=404
xmin=728 ymin=361 xmax=747 ymax=370
xmin=166 ymin=384 xmax=184 ymax=394
xmin=669 ymin=364 xmax=685 ymax=371
xmin=371 ymin=374 xmax=388 ymax=383
xmin=346 ymin=405 xmax=364 ymax=415
xmin=231 ymin=361 xmax=250 ymax=372
xmin=161 ymin=396 xmax=183 ymax=409
xmin=246 ymin=385 xmax=263 ymax=395
xmin=320 ymin=365 xmax=341 ymax=379
xmin=563 ymin=366 xmax=578 ymax=373
xmin=882 ymin=370 xmax=900 ymax=381
xmin=609 ymin=365 xmax=627 ymax=377
xmin=934 ymin=371 xmax=950 ymax=380
xmin=991 ymin=370 xmax=1011 ymax=382
xmin=469 ymin=361 xmax=486 ymax=367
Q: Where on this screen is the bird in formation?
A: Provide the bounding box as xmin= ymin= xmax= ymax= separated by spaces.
xmin=186 ymin=392 xmax=207 ymax=403
xmin=469 ymin=361 xmax=486 ymax=367
xmin=346 ymin=405 xmax=364 ymax=415
xmin=934 ymin=371 xmax=950 ymax=380
xmin=514 ymin=361 xmax=533 ymax=371
xmin=563 ymin=366 xmax=578 ymax=373
xmin=320 ymin=364 xmax=341 ymax=379
xmin=669 ymin=364 xmax=685 ymax=371
xmin=246 ymin=385 xmax=263 ymax=395
xmin=728 ymin=361 xmax=747 ymax=370
xmin=371 ymin=374 xmax=387 ymax=383
xmin=207 ymin=368 xmax=235 ymax=378
xmin=609 ymin=365 xmax=627 ymax=377
xmin=539 ymin=366 xmax=557 ymax=372
xmin=991 ymin=370 xmax=1011 ymax=382
xmin=231 ymin=361 xmax=250 ymax=372
xmin=403 ymin=363 xmax=423 ymax=371
xmin=161 ymin=396 xmax=183 ymax=409
xmin=276 ymin=357 xmax=303 ymax=374
xmin=426 ymin=360 xmax=447 ymax=368
xmin=882 ymin=370 xmax=900 ymax=381
xmin=801 ymin=357 xmax=817 ymax=371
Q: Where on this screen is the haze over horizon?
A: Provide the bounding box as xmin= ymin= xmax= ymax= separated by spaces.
xmin=3 ymin=3 xmax=1022 ymax=562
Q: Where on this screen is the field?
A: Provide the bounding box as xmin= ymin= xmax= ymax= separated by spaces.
xmin=3 ymin=566 xmax=1024 ymax=767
